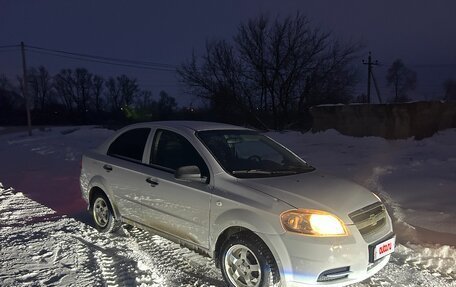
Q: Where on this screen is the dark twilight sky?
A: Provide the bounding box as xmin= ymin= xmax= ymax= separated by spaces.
xmin=1 ymin=0 xmax=456 ymax=106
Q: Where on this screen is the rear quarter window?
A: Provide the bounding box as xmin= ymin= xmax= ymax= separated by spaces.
xmin=107 ymin=128 xmax=150 ymax=162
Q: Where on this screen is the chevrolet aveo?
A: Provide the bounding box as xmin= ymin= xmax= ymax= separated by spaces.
xmin=80 ymin=121 xmax=395 ymax=287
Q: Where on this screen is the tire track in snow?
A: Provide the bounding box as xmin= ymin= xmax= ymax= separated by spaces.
xmin=124 ymin=226 xmax=224 ymax=286
xmin=395 ymin=244 xmax=456 ymax=281
xmin=0 ymin=184 xmax=106 ymax=286
xmin=356 ymin=250 xmax=456 ymax=287
xmin=71 ymin=225 xmax=156 ymax=287
xmin=1 ymin=181 xmax=454 ymax=287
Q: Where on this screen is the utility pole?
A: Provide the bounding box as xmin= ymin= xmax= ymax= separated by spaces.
xmin=20 ymin=41 xmax=32 ymax=136
xmin=371 ymin=71 xmax=382 ymax=104
xmin=362 ymin=51 xmax=379 ymax=104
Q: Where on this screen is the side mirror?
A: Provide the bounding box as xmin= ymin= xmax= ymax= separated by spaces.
xmin=175 ymin=165 xmax=207 ymax=183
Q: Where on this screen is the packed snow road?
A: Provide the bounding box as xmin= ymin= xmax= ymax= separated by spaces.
xmin=0 ymin=126 xmax=455 ymax=286
xmin=1 ymin=184 xmax=455 ymax=287
xmin=0 ymin=184 xmax=223 ymax=286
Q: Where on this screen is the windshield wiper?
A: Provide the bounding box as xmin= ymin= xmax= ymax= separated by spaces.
xmin=270 ymin=170 xmax=299 ymax=174
xmin=232 ymin=169 xmax=299 ymax=175
xmin=232 ymin=169 xmax=273 ymax=175
xmin=232 ymin=168 xmax=313 ymax=177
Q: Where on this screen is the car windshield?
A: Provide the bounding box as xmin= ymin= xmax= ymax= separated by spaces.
xmin=197 ymin=130 xmax=315 ymax=178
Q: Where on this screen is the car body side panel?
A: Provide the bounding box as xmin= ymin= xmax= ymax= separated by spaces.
xmin=80 ymin=152 xmax=121 ymax=218
xmin=134 ymin=166 xmax=212 ymax=247
xmin=208 ymin=174 xmax=293 ymax=254
xmin=103 ymin=158 xmax=156 ymax=224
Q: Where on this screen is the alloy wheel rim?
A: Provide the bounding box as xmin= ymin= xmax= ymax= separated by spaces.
xmin=224 ymin=244 xmax=261 ymax=287
xmin=93 ymin=197 xmax=109 ymax=227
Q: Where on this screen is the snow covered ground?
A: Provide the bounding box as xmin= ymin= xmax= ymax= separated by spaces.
xmin=268 ymin=129 xmax=456 ymax=244
xmin=0 ymin=126 xmax=455 ymax=286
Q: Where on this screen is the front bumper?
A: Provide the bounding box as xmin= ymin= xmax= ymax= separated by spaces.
xmin=258 ymin=218 xmax=394 ymax=286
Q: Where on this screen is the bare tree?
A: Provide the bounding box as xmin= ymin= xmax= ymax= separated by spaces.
xmin=0 ymin=75 xmax=22 ymax=112
xmin=54 ymin=69 xmax=77 ymax=112
xmin=92 ymin=75 xmax=104 ymax=112
xmin=105 ymin=75 xmax=139 ymax=112
xmin=179 ymin=13 xmax=361 ymax=129
xmin=157 ymin=90 xmax=177 ymax=119
xmin=53 ymin=68 xmax=97 ymax=116
xmin=74 ymin=68 xmax=93 ymax=115
xmin=118 ymin=75 xmax=138 ymax=106
xmin=386 ymin=59 xmax=417 ymax=102
xmin=28 ymin=66 xmax=53 ymax=111
xmin=137 ymin=90 xmax=153 ymax=110
xmin=179 ymin=42 xmax=249 ymax=124
xmin=105 ymin=77 xmax=120 ymax=112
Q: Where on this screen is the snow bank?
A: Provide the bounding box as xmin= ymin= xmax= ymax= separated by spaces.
xmin=268 ymin=129 xmax=456 ymax=237
xmin=3 ymin=126 xmax=114 ymax=161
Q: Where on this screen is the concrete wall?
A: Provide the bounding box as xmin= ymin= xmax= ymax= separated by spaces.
xmin=310 ymin=101 xmax=456 ymax=139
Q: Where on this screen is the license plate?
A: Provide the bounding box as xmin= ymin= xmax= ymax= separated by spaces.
xmin=373 ymin=236 xmax=395 ymax=261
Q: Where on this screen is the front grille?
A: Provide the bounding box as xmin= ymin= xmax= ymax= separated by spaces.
xmin=349 ymin=202 xmax=386 ymax=237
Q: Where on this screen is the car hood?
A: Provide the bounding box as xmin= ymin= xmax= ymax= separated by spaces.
xmin=238 ymin=170 xmax=379 ymax=224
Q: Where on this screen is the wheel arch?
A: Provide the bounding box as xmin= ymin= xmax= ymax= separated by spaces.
xmin=213 ymin=225 xmax=280 ymax=270
xmin=210 ymin=208 xmax=284 ymax=258
xmin=211 ymin=208 xmax=287 ymax=283
xmin=215 ymin=226 xmax=282 ymax=286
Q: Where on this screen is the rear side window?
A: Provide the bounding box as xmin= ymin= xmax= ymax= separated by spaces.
xmin=150 ymin=129 xmax=209 ymax=177
xmin=107 ymin=128 xmax=150 ymax=162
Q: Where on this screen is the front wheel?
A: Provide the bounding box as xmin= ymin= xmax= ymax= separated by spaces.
xmin=90 ymin=193 xmax=119 ymax=233
xmin=220 ymin=233 xmax=280 ymax=287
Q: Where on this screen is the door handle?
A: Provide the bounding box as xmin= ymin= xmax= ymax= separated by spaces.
xmin=146 ymin=177 xmax=159 ymax=187
xmin=103 ymin=164 xmax=113 ymax=172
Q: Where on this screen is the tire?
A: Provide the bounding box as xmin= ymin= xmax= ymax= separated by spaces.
xmin=220 ymin=233 xmax=280 ymax=287
xmin=90 ymin=192 xmax=119 ymax=233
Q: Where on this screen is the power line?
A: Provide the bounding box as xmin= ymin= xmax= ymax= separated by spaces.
xmin=1 ymin=43 xmax=180 ymax=70
xmin=0 ymin=48 xmax=19 ymax=53
xmin=27 ymin=49 xmax=177 ymax=72
xmin=25 ymin=44 xmax=177 ymax=69
xmin=0 ymin=44 xmax=20 ymax=49
xmin=142 ymin=84 xmax=185 ymax=88
xmin=4 ymin=43 xmax=456 ymax=69
xmin=410 ymin=63 xmax=456 ymax=68
xmin=374 ymin=62 xmax=456 ymax=68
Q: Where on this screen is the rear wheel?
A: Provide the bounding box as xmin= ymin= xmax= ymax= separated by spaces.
xmin=90 ymin=193 xmax=119 ymax=233
xmin=220 ymin=233 xmax=280 ymax=287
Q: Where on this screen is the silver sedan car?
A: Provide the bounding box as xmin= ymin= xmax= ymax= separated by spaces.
xmin=80 ymin=121 xmax=395 ymax=287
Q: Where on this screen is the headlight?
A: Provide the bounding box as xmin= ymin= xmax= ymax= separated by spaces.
xmin=281 ymin=209 xmax=348 ymax=236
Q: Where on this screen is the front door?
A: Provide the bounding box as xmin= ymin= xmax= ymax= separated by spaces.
xmin=136 ymin=129 xmax=212 ymax=248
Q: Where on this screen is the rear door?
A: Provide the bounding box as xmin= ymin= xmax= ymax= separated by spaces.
xmin=102 ymin=127 xmax=153 ymax=223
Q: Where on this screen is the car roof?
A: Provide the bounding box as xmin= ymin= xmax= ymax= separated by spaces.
xmin=126 ymin=121 xmax=253 ymax=132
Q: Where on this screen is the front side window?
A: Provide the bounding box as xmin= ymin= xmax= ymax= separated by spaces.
xmin=197 ymin=130 xmax=315 ymax=178
xmin=150 ymin=129 xmax=209 ymax=177
xmin=107 ymin=128 xmax=150 ymax=162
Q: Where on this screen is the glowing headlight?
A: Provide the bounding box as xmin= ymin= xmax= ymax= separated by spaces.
xmin=281 ymin=209 xmax=348 ymax=236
